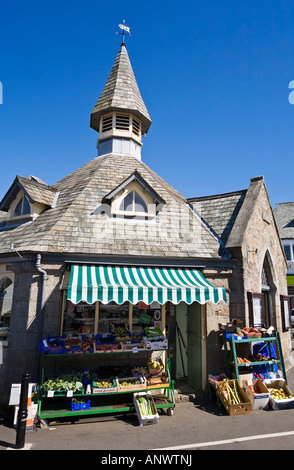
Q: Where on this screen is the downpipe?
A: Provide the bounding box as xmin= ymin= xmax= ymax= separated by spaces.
xmin=34 ymin=254 xmax=48 ymax=380
xmin=36 ymin=254 xmax=48 ymax=311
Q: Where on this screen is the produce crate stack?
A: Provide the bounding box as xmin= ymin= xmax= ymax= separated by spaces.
xmin=37 ymin=331 xmax=175 ymax=422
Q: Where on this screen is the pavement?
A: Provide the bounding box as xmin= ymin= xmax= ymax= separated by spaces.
xmin=1 ymin=365 xmax=294 ymax=453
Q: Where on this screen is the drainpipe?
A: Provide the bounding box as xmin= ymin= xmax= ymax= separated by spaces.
xmin=35 ymin=254 xmax=48 ymax=380
xmin=36 ymin=254 xmax=48 ymax=311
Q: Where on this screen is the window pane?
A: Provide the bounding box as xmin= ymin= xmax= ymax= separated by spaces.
xmin=284 ymin=245 xmax=291 ymax=260
xmin=22 ymin=196 xmax=30 ymax=215
xmin=134 ymin=191 xmax=147 ymax=213
xmin=119 ymin=191 xmax=133 ymax=212
xmin=13 ymin=199 xmax=23 ymax=217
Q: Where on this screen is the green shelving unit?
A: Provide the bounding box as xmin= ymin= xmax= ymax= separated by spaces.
xmin=223 ymin=332 xmax=287 ymax=383
xmin=37 ymin=350 xmax=175 ymax=423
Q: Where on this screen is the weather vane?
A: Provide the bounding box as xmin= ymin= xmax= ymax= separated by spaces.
xmin=117 ymin=19 xmax=131 ymax=45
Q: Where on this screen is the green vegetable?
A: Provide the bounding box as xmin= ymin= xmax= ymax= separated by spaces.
xmin=72 ymin=398 xmax=88 ymax=404
xmin=144 ymin=326 xmax=164 ymax=338
xmin=218 ymin=379 xmax=242 ymax=405
xmin=43 ymin=371 xmax=83 ymax=393
xmin=136 ymin=395 xmax=156 ymax=416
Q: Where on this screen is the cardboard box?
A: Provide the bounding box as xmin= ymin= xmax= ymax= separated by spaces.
xmin=143 ymin=337 xmax=168 ymax=350
xmin=232 ymin=371 xmax=253 ymax=382
xmin=133 ymin=392 xmax=159 ymax=426
xmin=242 ymin=379 xmax=270 ymax=410
xmin=217 ymin=379 xmax=252 ymax=415
xmin=265 ymin=379 xmax=294 ymax=410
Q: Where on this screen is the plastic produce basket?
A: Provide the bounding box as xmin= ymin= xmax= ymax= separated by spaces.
xmin=71 ymin=399 xmax=91 ymax=411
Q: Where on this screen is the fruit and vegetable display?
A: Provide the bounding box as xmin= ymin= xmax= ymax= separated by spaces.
xmin=236 ymin=357 xmax=251 ymax=364
xmin=217 ymin=379 xmax=245 ymax=405
xmin=270 ymin=388 xmax=292 ymax=400
xmin=93 ymin=380 xmax=114 ymax=388
xmin=40 ymin=329 xmax=168 ymax=354
xmin=43 ymin=372 xmax=83 ymax=393
xmin=236 ymin=353 xmax=277 ymax=365
xmin=111 ymin=324 xmax=131 ymax=342
xmin=147 ymin=358 xmax=163 ymax=375
xmin=144 ymin=326 xmax=164 ymax=338
xmin=147 ymin=358 xmax=161 ymax=369
xmin=136 ymin=394 xmax=157 ymax=416
xmin=248 ymin=384 xmax=260 ymax=394
xmin=72 ymin=398 xmax=89 ymax=405
xmin=132 ymin=365 xmax=148 ymax=376
xmin=119 ymin=378 xmax=143 ymax=387
xmin=71 ymin=397 xmax=91 ymax=411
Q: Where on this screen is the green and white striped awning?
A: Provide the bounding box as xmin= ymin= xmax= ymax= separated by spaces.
xmin=67 ymin=265 xmax=227 ymax=305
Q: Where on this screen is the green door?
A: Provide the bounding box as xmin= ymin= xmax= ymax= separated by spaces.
xmin=187 ymin=303 xmax=202 ymax=390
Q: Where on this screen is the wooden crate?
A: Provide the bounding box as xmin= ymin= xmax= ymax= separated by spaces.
xmin=117 ymin=376 xmax=146 ymax=392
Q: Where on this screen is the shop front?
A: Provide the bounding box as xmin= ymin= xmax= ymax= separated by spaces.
xmin=62 ymin=264 xmax=226 ymax=387
xmin=36 ymin=264 xmax=226 ymax=423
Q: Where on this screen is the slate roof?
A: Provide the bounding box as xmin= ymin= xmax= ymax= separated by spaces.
xmin=0 ymin=153 xmax=229 ymax=260
xmin=188 ymin=190 xmax=247 ymax=245
xmin=0 ymin=175 xmax=58 ymax=212
xmin=274 ymin=202 xmax=294 ymax=239
xmin=90 ymin=44 xmax=152 ymax=135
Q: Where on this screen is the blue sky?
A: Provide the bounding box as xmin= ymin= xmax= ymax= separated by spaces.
xmin=0 ymin=0 xmax=293 ymax=208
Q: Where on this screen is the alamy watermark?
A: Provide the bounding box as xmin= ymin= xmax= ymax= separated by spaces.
xmin=289 ymin=80 xmax=294 ymax=104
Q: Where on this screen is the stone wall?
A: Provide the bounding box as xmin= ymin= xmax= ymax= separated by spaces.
xmin=204 ymin=267 xmax=232 ymax=375
xmin=0 ymin=258 xmax=65 ymax=409
xmin=241 ymin=181 xmax=290 ymax=362
xmin=203 ymin=177 xmax=291 ymax=375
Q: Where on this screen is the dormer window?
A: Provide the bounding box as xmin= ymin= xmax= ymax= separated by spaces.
xmin=95 ymin=171 xmax=166 ymax=221
xmin=13 ymin=195 xmax=31 ymax=218
xmin=119 ymin=190 xmax=148 ymax=215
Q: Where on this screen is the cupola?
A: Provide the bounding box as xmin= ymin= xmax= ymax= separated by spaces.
xmin=90 ymin=42 xmax=151 ymax=160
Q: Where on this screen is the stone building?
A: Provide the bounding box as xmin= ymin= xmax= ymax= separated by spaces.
xmin=189 ymin=177 xmax=291 ymax=373
xmin=274 ymin=202 xmax=294 ymax=313
xmin=0 ymin=41 xmax=291 ymax=410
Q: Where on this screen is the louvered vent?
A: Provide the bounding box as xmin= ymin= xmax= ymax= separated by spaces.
xmin=116 ymin=114 xmax=130 ymax=130
xmin=132 ymin=118 xmax=140 ymax=136
xmin=101 ymin=115 xmax=113 ymax=132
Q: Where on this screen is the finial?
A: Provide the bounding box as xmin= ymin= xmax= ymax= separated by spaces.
xmin=116 ymin=19 xmax=131 ymax=45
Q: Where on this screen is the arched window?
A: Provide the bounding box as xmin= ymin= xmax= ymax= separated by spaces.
xmin=13 ymin=195 xmax=30 ymax=218
xmin=119 ymin=190 xmax=148 ymax=214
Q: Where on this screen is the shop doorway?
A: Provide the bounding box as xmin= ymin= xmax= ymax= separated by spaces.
xmin=171 ymin=302 xmax=203 ymax=390
xmin=187 ymin=302 xmax=202 ymax=390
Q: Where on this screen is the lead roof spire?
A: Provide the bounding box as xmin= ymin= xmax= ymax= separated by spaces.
xmin=90 ymin=23 xmax=151 ymax=160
